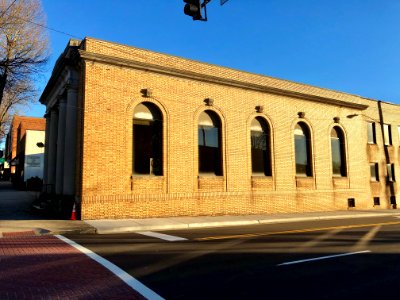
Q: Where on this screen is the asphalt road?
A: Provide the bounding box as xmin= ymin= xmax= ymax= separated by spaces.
xmin=67 ymin=216 xmax=400 ymax=299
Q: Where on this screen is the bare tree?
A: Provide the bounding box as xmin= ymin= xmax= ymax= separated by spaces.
xmin=0 ymin=0 xmax=49 ymax=142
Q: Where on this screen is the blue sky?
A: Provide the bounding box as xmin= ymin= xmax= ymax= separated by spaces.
xmin=26 ymin=0 xmax=400 ymax=117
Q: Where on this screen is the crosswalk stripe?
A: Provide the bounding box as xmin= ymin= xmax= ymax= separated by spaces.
xmin=56 ymin=235 xmax=164 ymax=300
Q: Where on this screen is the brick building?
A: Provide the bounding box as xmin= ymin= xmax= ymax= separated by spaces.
xmin=5 ymin=116 xmax=46 ymax=187
xmin=40 ymin=37 xmax=400 ymax=219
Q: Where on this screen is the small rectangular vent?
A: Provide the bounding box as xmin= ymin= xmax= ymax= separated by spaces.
xmin=348 ymin=198 xmax=356 ymax=208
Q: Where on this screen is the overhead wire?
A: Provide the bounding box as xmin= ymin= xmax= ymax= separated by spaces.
xmin=4 ymin=8 xmax=400 ymax=120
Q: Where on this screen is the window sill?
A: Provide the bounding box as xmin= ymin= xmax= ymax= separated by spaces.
xmin=332 ymin=177 xmax=349 ymax=189
xmin=251 ymin=176 xmax=274 ymax=190
xmin=132 ymin=175 xmax=164 ymax=178
xmin=131 ymin=176 xmax=165 ymax=192
xmin=198 ymin=176 xmax=225 ymax=191
xmin=295 ymin=175 xmax=313 ymax=178
xmin=296 ymin=177 xmax=315 ymax=189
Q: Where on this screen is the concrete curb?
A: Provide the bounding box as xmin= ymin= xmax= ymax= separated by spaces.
xmin=91 ymin=211 xmax=400 ymax=234
xmin=0 ymin=223 xmax=97 ymax=237
xmin=259 ymin=213 xmax=400 ymax=224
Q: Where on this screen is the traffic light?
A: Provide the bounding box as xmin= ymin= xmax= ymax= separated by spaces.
xmin=184 ymin=0 xmax=202 ymax=20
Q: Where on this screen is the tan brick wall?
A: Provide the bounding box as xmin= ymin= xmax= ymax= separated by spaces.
xmin=362 ymin=101 xmax=400 ymax=208
xmin=75 ymin=38 xmax=400 ymax=219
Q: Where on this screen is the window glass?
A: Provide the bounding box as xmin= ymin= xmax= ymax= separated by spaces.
xmin=398 ymin=126 xmax=400 ymax=144
xmin=251 ymin=117 xmax=271 ymax=176
xmin=198 ymin=110 xmax=222 ymax=175
xmin=383 ymin=124 xmax=392 ymax=146
xmin=294 ymin=122 xmax=312 ymax=176
xmin=387 ymin=163 xmax=395 ymax=182
xmin=370 ymin=163 xmax=379 ymax=181
xmin=331 ymin=127 xmax=347 ymax=176
xmin=367 ymin=122 xmax=376 ymax=144
xmin=133 ymin=103 xmax=163 ymax=176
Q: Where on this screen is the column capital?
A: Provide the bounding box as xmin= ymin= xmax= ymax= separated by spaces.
xmin=58 ymin=95 xmax=67 ymax=104
xmin=65 ymin=79 xmax=79 ymax=91
xmin=50 ymin=107 xmax=59 ymax=115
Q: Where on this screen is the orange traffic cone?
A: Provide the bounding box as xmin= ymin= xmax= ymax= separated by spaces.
xmin=70 ymin=203 xmax=76 ymax=220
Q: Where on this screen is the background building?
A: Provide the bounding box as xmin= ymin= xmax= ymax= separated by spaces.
xmin=5 ymin=116 xmax=46 ymax=189
xmin=40 ymin=38 xmax=399 ymax=219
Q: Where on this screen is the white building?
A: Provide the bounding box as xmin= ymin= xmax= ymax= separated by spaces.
xmin=22 ymin=130 xmax=45 ymax=182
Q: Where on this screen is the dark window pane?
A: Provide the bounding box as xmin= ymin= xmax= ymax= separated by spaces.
xmin=331 ymin=127 xmax=346 ymax=177
xmin=387 ymin=164 xmax=395 ymax=182
xmin=251 ymin=117 xmax=271 ymax=176
xmin=383 ymin=124 xmax=392 ymax=146
xmin=294 ymin=123 xmax=311 ymax=176
xmin=370 ymin=163 xmax=379 ymax=181
xmin=331 ymin=137 xmax=342 ymax=175
xmin=367 ymin=122 xmax=376 ymax=144
xmin=251 ymin=131 xmax=271 ymax=175
xmin=198 ymin=111 xmax=222 ymax=176
xmin=133 ymin=103 xmax=163 ymax=176
xmin=295 ymin=134 xmax=308 ymax=174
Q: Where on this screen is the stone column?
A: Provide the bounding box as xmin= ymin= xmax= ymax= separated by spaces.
xmin=55 ymin=97 xmax=67 ymax=194
xmin=63 ymin=84 xmax=78 ymax=195
xmin=43 ymin=112 xmax=51 ymax=185
xmin=47 ymin=108 xmax=59 ymax=193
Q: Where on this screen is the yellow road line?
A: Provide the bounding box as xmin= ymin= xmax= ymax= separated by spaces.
xmin=194 ymin=220 xmax=400 ymax=241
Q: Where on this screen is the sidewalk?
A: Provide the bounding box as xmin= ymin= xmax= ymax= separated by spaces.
xmin=86 ymin=209 xmax=400 ymax=234
xmin=3 ymin=209 xmax=400 ymax=236
xmin=0 ymin=234 xmax=151 ymax=299
xmin=0 ymin=181 xmax=96 ymax=236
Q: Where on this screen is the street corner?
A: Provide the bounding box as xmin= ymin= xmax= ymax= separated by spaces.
xmin=0 ymin=234 xmax=153 ymax=299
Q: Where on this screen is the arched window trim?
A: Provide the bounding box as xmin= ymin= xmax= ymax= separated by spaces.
xmin=294 ymin=121 xmax=313 ymax=177
xmin=331 ymin=125 xmax=347 ymax=177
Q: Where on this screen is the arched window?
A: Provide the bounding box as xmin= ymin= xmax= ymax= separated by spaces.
xmin=294 ymin=122 xmax=312 ymax=176
xmin=251 ymin=117 xmax=271 ymax=176
xmin=198 ymin=110 xmax=223 ymax=175
xmin=331 ymin=126 xmax=347 ymax=176
xmin=133 ymin=102 xmax=163 ymax=176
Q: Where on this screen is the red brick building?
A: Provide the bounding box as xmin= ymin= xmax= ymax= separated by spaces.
xmin=5 ymin=116 xmax=46 ymax=187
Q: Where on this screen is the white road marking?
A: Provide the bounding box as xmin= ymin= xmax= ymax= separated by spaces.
xmin=296 ymin=228 xmax=343 ymax=251
xmin=137 ymin=231 xmax=188 ymax=241
xmin=351 ymin=225 xmax=381 ymax=251
xmin=277 ymin=250 xmax=371 ymax=266
xmin=56 ymin=235 xmax=164 ymax=300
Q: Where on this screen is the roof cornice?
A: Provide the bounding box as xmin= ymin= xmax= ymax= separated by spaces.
xmin=78 ymin=50 xmax=369 ymax=111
